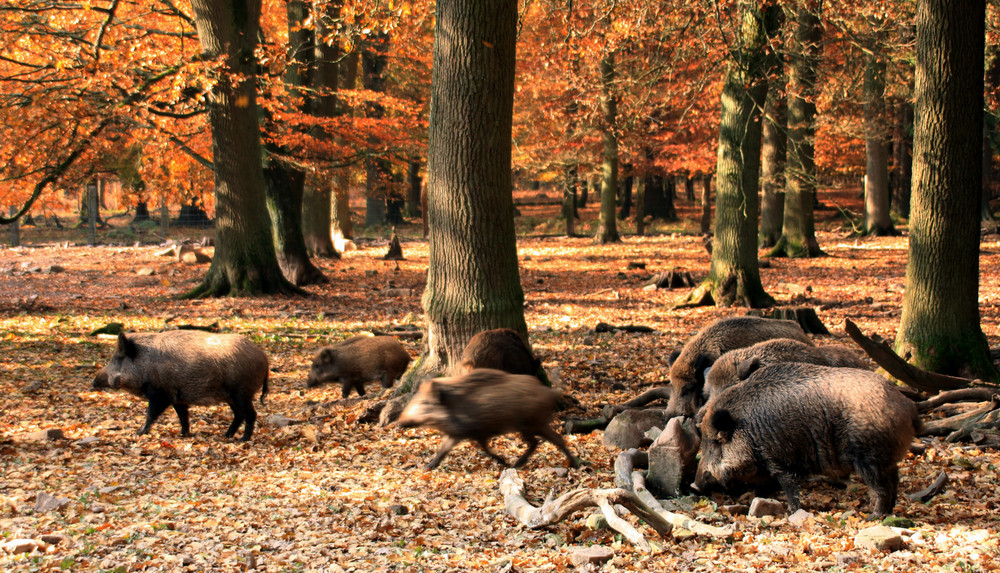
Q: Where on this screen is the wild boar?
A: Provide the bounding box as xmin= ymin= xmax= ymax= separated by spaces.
xmin=397 ymin=368 xmax=581 ymax=470
xmin=91 ymin=330 xmax=269 ymax=441
xmin=703 ymin=338 xmax=868 ymax=403
xmin=694 ymin=363 xmax=920 ymax=517
xmin=306 ymin=335 xmax=411 ymax=398
xmin=460 ymin=328 xmax=540 ymax=375
xmin=666 ymin=316 xmax=813 ymax=418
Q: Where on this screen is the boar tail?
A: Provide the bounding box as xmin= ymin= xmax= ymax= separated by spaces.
xmin=260 ymin=371 xmax=269 ymax=404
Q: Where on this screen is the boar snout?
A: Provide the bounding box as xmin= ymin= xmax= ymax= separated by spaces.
xmin=92 ymin=370 xmax=110 ymax=389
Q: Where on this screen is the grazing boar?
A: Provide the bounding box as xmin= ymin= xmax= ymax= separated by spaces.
xmin=666 ymin=316 xmax=813 ymax=418
xmin=397 ymin=368 xmax=580 ymax=470
xmin=703 ymin=338 xmax=868 ymax=404
xmin=460 ymin=328 xmax=540 ymax=375
xmin=694 ymin=363 xmax=920 ymax=517
xmin=306 ymin=335 xmax=411 ymax=398
xmin=91 ymin=331 xmax=269 ymax=441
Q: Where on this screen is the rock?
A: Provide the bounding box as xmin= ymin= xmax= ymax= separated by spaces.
xmin=136 ymin=267 xmax=156 ymax=276
xmin=748 ymin=497 xmax=785 ymax=518
xmin=602 ymin=409 xmax=667 ymax=450
xmin=34 ymin=492 xmax=72 ymax=513
xmin=586 ymin=513 xmax=609 ymax=530
xmin=570 ymin=546 xmax=614 ymax=567
xmin=389 ymin=504 xmax=409 ymax=516
xmin=788 ymin=509 xmax=815 ymax=527
xmin=647 ymin=417 xmax=700 ymax=497
xmin=22 ymin=429 xmax=66 ymax=442
xmin=40 ymin=533 xmax=69 ymax=546
xmin=0 ymin=539 xmax=43 ymax=554
xmin=75 ymin=436 xmax=100 ymax=446
xmin=178 ymin=244 xmax=211 ymax=264
xmin=45 ymin=265 xmax=65 ymax=273
xmin=855 ymin=525 xmax=905 ymax=552
xmin=722 ymin=504 xmax=749 ymax=516
xmin=835 ymin=552 xmax=860 ymax=567
xmin=20 ymin=380 xmax=45 ymax=393
xmin=881 ymin=516 xmax=915 ymax=529
xmin=265 ymin=414 xmax=303 ymax=428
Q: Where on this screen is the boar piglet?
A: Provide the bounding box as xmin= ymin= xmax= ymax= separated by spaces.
xmin=695 ymin=363 xmax=920 ymax=517
xmin=306 ymin=335 xmax=411 ymax=398
xmin=460 ymin=328 xmax=540 ymax=376
xmin=702 ymin=338 xmax=869 ymax=406
xmin=92 ymin=331 xmax=269 ymax=441
xmin=666 ymin=316 xmax=813 ymax=419
xmin=397 ymin=368 xmax=581 ymax=470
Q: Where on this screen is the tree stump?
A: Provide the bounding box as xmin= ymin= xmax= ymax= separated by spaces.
xmin=752 ymin=307 xmax=829 ymax=334
xmin=645 ymin=269 xmax=697 ymax=290
xmin=383 ymin=233 xmax=405 ymax=260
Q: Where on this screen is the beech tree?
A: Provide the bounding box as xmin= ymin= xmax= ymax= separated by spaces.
xmin=186 ymin=0 xmax=297 ymax=297
xmin=419 ymin=0 xmax=528 ymax=373
xmin=682 ymin=2 xmax=779 ymax=308
xmin=895 ymin=0 xmax=998 ymax=380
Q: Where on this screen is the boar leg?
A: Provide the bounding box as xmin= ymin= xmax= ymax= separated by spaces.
xmin=476 ymin=439 xmax=510 ymax=468
xmin=858 ymin=462 xmax=898 ymax=518
xmin=138 ymin=395 xmax=172 ymax=436
xmin=538 ymin=426 xmax=582 ymax=468
xmin=380 ymin=371 xmax=394 ymax=388
xmin=773 ymin=471 xmax=803 ymax=513
xmin=513 ymin=434 xmax=539 ymax=468
xmin=425 ymin=436 xmax=462 ymax=470
xmin=173 ymin=404 xmax=191 ymax=437
xmin=225 ymin=398 xmax=257 ymax=441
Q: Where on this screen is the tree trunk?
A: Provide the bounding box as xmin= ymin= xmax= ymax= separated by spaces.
xmin=364 ymin=33 xmax=392 ymax=228
xmin=618 ymin=171 xmax=633 ymax=220
xmin=896 ymin=0 xmax=998 ymax=381
xmin=406 ymin=158 xmax=423 ymax=219
xmin=891 ymin=98 xmax=913 ymax=218
xmin=420 ymin=0 xmax=527 ymax=375
xmin=684 ymin=177 xmax=695 ymax=202
xmin=332 ymin=44 xmax=360 ymax=242
xmin=700 ymin=175 xmax=712 ymax=235
xmin=683 ymin=3 xmax=778 ymax=308
xmin=185 ymin=0 xmax=298 ymax=297
xmin=635 ymin=176 xmax=647 ymax=236
xmin=595 ymin=49 xmax=620 ymax=244
xmin=863 ymin=24 xmax=896 ymax=236
xmin=563 ymin=164 xmax=578 ymax=237
xmin=771 ymin=2 xmax=823 ymax=258
xmin=759 ymin=76 xmax=786 ymax=248
xmin=264 ymin=158 xmax=328 ymax=286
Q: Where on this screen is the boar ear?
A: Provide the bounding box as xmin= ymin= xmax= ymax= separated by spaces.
xmin=735 ymin=358 xmax=761 ymax=381
xmin=710 ymin=408 xmax=738 ymax=440
xmin=693 ymin=354 xmax=713 ymax=384
xmin=117 ymin=333 xmax=138 ymax=360
xmin=668 ymin=349 xmax=681 ymax=367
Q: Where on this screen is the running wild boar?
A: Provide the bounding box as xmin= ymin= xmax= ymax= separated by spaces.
xmin=702 ymin=338 xmax=868 ymax=404
xmin=306 ymin=335 xmax=411 ymax=398
xmin=92 ymin=330 xmax=269 ymax=441
xmin=666 ymin=316 xmax=813 ymax=418
xmin=695 ymin=362 xmax=920 ymax=517
xmin=459 ymin=328 xmax=540 ymax=375
xmin=397 ymin=368 xmax=581 ymax=470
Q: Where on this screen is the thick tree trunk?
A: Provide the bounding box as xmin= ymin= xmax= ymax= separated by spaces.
xmin=635 ymin=176 xmax=646 ymax=236
xmin=563 ymin=164 xmax=578 ymax=237
xmin=771 ymin=3 xmax=823 ymax=258
xmin=700 ymin=175 xmax=712 ymax=235
xmin=759 ymin=77 xmax=786 ymax=248
xmin=896 ymin=0 xmax=998 ymax=381
xmin=618 ymin=171 xmax=633 ymax=220
xmin=683 ymin=3 xmax=777 ymax=308
xmin=363 ymin=33 xmax=392 ymax=228
xmin=264 ymin=157 xmax=328 ymax=286
xmin=863 ymin=26 xmax=896 ymax=236
xmin=595 ymin=49 xmax=620 ymax=244
xmin=406 ymin=158 xmax=422 ymax=219
xmin=420 ymin=0 xmax=528 ymax=375
xmin=185 ymin=0 xmax=298 ymax=297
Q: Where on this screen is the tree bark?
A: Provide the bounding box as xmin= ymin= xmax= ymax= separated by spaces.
xmin=759 ymin=73 xmax=786 ymax=248
xmin=896 ymin=0 xmax=998 ymax=381
xmin=264 ymin=156 xmax=328 ymax=286
xmin=891 ymin=98 xmax=913 ymax=218
xmin=771 ymin=2 xmax=823 ymax=258
xmin=363 ymin=33 xmax=392 ymax=228
xmin=420 ymin=0 xmax=528 ymax=375
xmin=863 ymin=22 xmax=896 ymax=236
xmin=594 ymin=49 xmax=620 ymax=244
xmin=405 ymin=158 xmax=422 ymax=219
xmin=683 ymin=3 xmax=778 ymax=308
xmin=299 ymin=0 xmax=340 ymax=257
xmin=563 ymin=164 xmax=578 ymax=237
xmin=184 ymin=0 xmax=297 ymax=297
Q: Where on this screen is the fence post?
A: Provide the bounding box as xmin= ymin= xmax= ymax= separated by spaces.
xmin=9 ymin=206 xmax=19 ymax=247
xmin=87 ymin=181 xmax=98 ymax=246
xmin=160 ymin=200 xmax=169 ymax=236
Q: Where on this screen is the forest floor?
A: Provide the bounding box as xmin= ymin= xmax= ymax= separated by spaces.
xmin=1 ymin=188 xmax=999 ymax=572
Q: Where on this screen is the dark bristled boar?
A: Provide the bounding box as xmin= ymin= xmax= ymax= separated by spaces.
xmin=694 ymin=363 xmax=920 ymax=517
xmin=397 ymin=368 xmax=581 ymax=470
xmin=92 ymin=331 xmax=269 ymax=441
xmin=666 ymin=316 xmax=813 ymax=418
xmin=459 ymin=328 xmax=540 ymax=375
xmin=703 ymin=338 xmax=869 ymax=404
xmin=306 ymin=335 xmax=411 ymax=398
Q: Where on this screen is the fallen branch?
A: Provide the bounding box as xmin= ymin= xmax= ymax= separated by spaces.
xmin=921 ymin=399 xmax=999 ymax=437
xmin=564 ymin=387 xmax=671 ymax=434
xmin=499 ymin=468 xmax=671 ymax=552
xmin=844 ymin=319 xmax=971 ymax=394
xmin=908 ymin=471 xmax=949 ymax=503
xmin=917 ymin=388 xmax=1000 ymax=413
xmin=631 ymin=471 xmax=733 ymax=538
